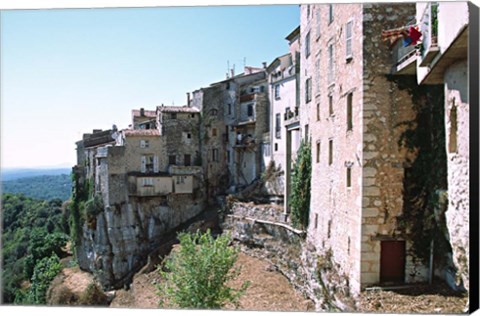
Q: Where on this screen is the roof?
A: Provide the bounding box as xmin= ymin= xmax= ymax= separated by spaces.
xmin=81 ymin=129 xmax=116 ymax=148
xmin=123 ymin=129 xmax=161 ymax=136
xmin=132 ymin=109 xmax=157 ymax=118
xmin=156 ymin=105 xmax=200 ymax=113
xmin=267 ymin=53 xmax=291 ymax=72
xmin=285 ymin=26 xmax=300 ymax=42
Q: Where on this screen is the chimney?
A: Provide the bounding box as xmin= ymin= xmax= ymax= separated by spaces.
xmin=230 ymin=68 xmax=235 ymax=78
xmin=140 ymin=108 xmax=145 ymax=116
xmin=262 ymin=62 xmax=267 ymax=69
xmin=187 ymin=92 xmax=191 ymax=106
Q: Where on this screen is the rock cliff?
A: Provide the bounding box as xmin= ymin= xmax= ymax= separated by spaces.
xmin=74 ymin=192 xmax=205 ymax=289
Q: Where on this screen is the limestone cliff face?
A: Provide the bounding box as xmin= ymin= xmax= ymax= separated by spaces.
xmin=75 ymin=185 xmax=205 ymax=289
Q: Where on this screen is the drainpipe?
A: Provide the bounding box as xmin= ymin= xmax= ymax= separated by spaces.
xmin=429 ymin=239 xmax=434 ymax=284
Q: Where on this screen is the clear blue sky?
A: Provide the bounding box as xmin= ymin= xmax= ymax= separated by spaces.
xmin=1 ymin=2 xmax=300 ymax=169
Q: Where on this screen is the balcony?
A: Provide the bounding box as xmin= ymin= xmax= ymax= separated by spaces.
xmin=284 ymin=107 xmax=299 ymax=127
xmin=391 ymin=39 xmax=417 ymax=75
xmin=418 ymin=2 xmax=440 ymax=67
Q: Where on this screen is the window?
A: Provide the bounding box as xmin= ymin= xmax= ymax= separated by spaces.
xmin=314 ymin=213 xmax=318 ymax=229
xmin=275 ymin=113 xmax=281 ymax=139
xmin=317 ymin=103 xmax=320 ymax=121
xmin=328 ymin=43 xmax=334 ymax=84
xmin=263 ymin=144 xmax=271 ymax=157
xmin=212 ymin=128 xmax=217 ymax=137
xmin=228 ymin=103 xmax=232 ymax=115
xmin=328 ymin=4 xmax=334 ymax=24
xmin=305 ymin=32 xmax=311 ymax=58
xmin=169 ymin=155 xmax=176 ymax=165
xmin=275 ymin=143 xmax=278 ymax=151
xmin=140 ymin=140 xmax=149 ymax=148
xmin=142 ymin=178 xmax=154 ymax=187
xmin=304 ymin=124 xmax=309 ymax=140
xmin=346 ymin=167 xmax=352 ymax=187
xmin=141 ymin=155 xmax=154 ymax=173
xmin=170 ymin=113 xmax=177 ymax=119
xmin=247 ymin=104 xmax=254 ymax=117
xmin=347 ymin=93 xmax=353 ymax=130
xmin=187 ymin=133 xmax=192 ymax=139
xmin=190 ymin=113 xmax=195 ymax=118
xmin=184 ymin=154 xmax=191 ymax=166
xmin=176 ymin=176 xmax=186 ymax=184
xmin=329 ymin=94 xmax=334 ymax=116
xmin=212 ymin=149 xmax=219 ymax=162
xmin=210 ymin=109 xmax=218 ymax=117
xmin=307 ymin=4 xmax=310 ymax=18
xmin=315 ymin=58 xmax=320 ymax=95
xmin=449 ymin=102 xmax=458 ymax=153
xmin=305 ymin=78 xmax=312 ymax=103
xmin=346 ymin=20 xmax=353 ymax=60
xmin=316 ymin=141 xmax=321 ymax=163
xmin=328 ymin=140 xmax=333 ymax=165
xmin=227 ymin=150 xmax=231 ymax=163
xmin=274 ymin=84 xmax=281 ymax=100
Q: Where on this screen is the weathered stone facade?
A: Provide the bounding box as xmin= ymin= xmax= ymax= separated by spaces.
xmin=74 ymin=107 xmax=207 ymax=289
xmin=300 ymin=3 xmax=438 ymax=297
xmin=444 ymin=60 xmax=469 ymax=292
xmin=192 ymin=68 xmax=268 ymax=197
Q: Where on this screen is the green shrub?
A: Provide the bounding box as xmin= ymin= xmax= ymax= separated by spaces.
xmin=157 ymin=230 xmax=249 ymax=309
xmin=23 ymin=254 xmax=62 ymax=304
xmin=289 ymin=139 xmax=312 ymax=230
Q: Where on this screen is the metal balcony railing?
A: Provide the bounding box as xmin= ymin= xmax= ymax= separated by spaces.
xmin=419 ymin=2 xmax=440 ymax=66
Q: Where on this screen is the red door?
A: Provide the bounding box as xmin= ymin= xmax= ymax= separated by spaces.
xmin=380 ymin=240 xmax=406 ymax=283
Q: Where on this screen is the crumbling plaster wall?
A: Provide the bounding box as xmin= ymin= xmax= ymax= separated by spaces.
xmin=444 ymin=59 xmax=469 ymax=291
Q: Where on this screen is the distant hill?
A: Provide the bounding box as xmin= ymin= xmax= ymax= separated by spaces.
xmin=1 ymin=168 xmax=72 ymax=181
xmin=1 ymin=174 xmax=72 ymax=201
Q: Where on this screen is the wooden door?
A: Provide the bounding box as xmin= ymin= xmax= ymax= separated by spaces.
xmin=380 ymin=240 xmax=406 ymax=283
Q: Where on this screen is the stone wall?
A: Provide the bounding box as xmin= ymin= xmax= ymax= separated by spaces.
xmin=200 ymin=85 xmax=230 ymax=201
xmin=303 ymin=3 xmax=365 ymax=295
xmin=361 ymin=3 xmax=422 ymax=287
xmin=223 ymin=202 xmax=357 ymax=311
xmin=444 ymin=59 xmax=469 ymax=291
xmin=160 ymin=110 xmax=201 ymax=168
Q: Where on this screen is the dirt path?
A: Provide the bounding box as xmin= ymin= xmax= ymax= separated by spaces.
xmin=109 ymin=251 xmax=314 ymax=311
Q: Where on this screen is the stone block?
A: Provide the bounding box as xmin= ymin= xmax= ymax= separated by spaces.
xmin=363 ymin=207 xmax=379 ymax=217
xmin=363 ymin=186 xmax=380 ymax=196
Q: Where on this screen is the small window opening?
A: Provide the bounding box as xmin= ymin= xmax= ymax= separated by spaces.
xmin=328 ymin=140 xmax=333 ymax=165
xmin=449 ymin=101 xmax=458 ymax=153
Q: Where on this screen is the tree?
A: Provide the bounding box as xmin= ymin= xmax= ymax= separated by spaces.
xmin=157 ymin=230 xmax=249 ymax=309
xmin=289 ymin=139 xmax=312 ymax=230
xmin=21 ymin=253 xmax=62 ymax=304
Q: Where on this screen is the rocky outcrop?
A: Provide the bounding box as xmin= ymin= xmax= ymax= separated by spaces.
xmin=222 ymin=202 xmax=357 ymax=312
xmin=76 ymin=194 xmax=205 ymax=289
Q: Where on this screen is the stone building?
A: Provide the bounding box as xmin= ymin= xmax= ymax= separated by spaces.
xmin=390 ymin=1 xmax=472 ymax=294
xmin=299 ymin=2 xmax=447 ymax=297
xmin=73 ymin=107 xmax=206 ymax=288
xmin=266 ymin=26 xmax=302 ymax=212
xmin=191 ymin=66 xmax=268 ymax=198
